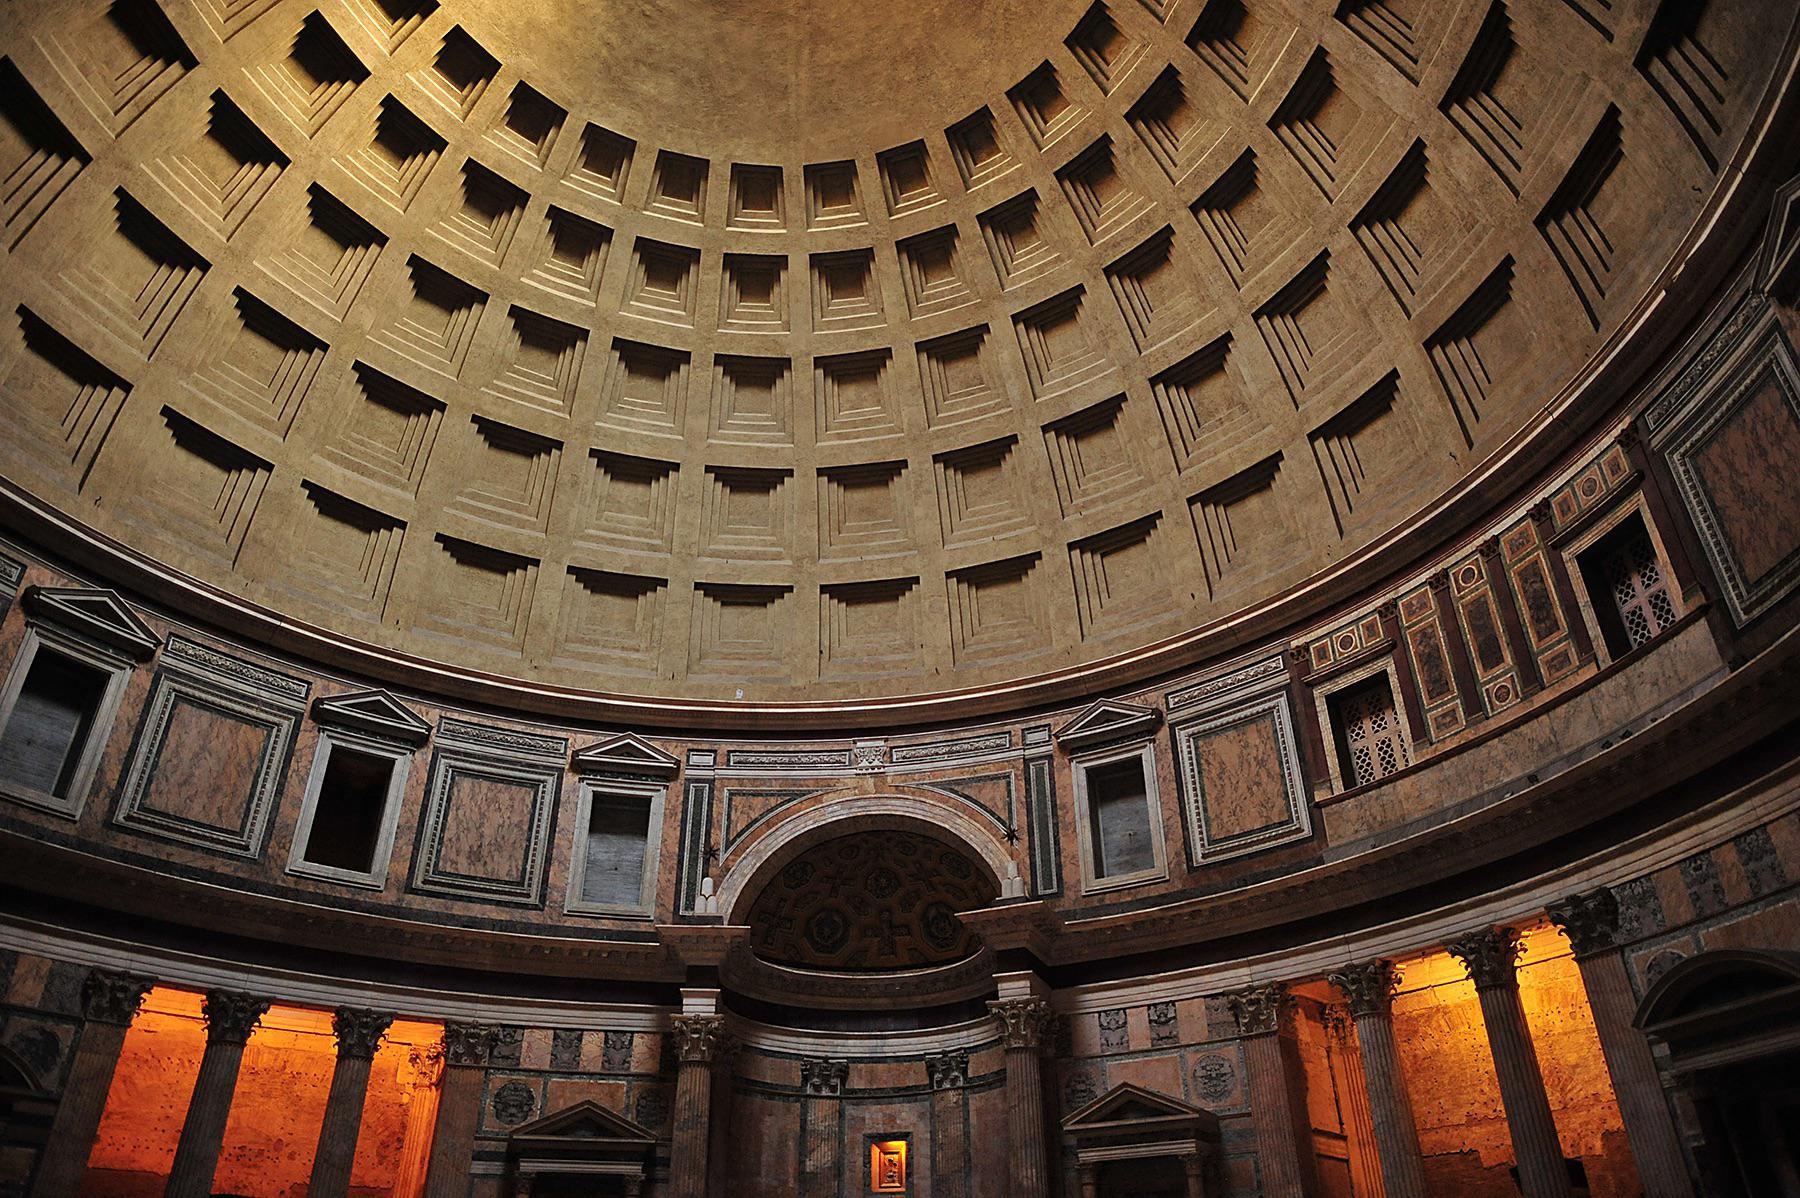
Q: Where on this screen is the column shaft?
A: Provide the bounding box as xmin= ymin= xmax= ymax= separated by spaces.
xmin=29 ymin=1022 xmax=132 ymax=1197
xmin=1004 ymin=1046 xmax=1049 ymax=1198
xmin=307 ymin=1055 xmax=374 ymax=1197
xmin=32 ymin=970 xmax=154 ymax=1198
xmin=421 ymin=1064 xmax=484 ymax=1198
xmin=1574 ymin=952 xmax=1694 ymax=1196
xmin=165 ymin=990 xmax=269 ymax=1198
xmin=1328 ymin=1016 xmax=1387 ymax=1198
xmin=671 ymin=1057 xmax=715 ymax=1198
xmin=1449 ymin=928 xmax=1571 ymax=1198
xmin=1242 ymin=1030 xmax=1311 ymax=1198
xmin=421 ymin=1023 xmax=497 ymax=1198
xmin=1549 ymin=888 xmax=1695 ymax=1197
xmin=1475 ymin=984 xmax=1572 ymax=1198
xmin=1351 ymin=1012 xmax=1429 ymax=1198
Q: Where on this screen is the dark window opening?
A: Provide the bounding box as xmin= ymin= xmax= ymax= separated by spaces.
xmin=0 ymin=649 xmax=107 ymax=798
xmin=300 ymin=746 xmax=393 ymax=874
xmin=1578 ymin=513 xmax=1677 ymax=659
xmin=581 ymin=791 xmax=652 ymax=906
xmin=1329 ymin=672 xmax=1409 ymax=789
xmin=1086 ymin=755 xmax=1155 ymax=879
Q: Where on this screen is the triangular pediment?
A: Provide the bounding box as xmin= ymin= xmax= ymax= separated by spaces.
xmin=311 ymin=690 xmax=433 ymax=747
xmin=1054 ymin=698 xmax=1162 ymax=751
xmin=20 ymin=587 xmax=160 ymax=661
xmin=1759 ymin=170 xmax=1800 ymax=300
xmin=1063 ymin=1082 xmax=1206 ymax=1131
xmin=510 ymin=1099 xmax=657 ymax=1146
xmin=572 ymin=733 xmax=680 ymax=778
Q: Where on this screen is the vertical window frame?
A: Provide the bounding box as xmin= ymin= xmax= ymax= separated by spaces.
xmin=1070 ymin=740 xmax=1169 ymax=895
xmin=565 ymin=776 xmax=665 ymax=918
xmin=0 ymin=624 xmax=137 ymax=819
xmin=1312 ymin=658 xmax=1415 ymax=794
xmin=285 ymin=725 xmax=415 ymax=889
xmin=1564 ymin=498 xmax=1685 ymax=666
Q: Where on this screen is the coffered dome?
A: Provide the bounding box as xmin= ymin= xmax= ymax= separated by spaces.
xmin=0 ymin=0 xmax=1775 ymax=719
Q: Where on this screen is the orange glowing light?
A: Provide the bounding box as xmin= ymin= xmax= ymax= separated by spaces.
xmin=870 ymin=1138 xmax=907 ymax=1192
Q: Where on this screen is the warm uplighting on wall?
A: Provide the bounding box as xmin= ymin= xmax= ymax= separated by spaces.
xmin=870 ymin=1138 xmax=907 ymax=1192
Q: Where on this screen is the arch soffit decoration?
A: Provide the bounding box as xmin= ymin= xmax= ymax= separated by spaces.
xmin=719 ymin=794 xmax=1013 ymax=925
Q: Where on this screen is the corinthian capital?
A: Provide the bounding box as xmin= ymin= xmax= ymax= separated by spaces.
xmin=670 ymin=1014 xmax=728 ymax=1064
xmin=202 ymin=989 xmax=272 ymax=1046
xmin=441 ymin=1021 xmax=500 ymax=1067
xmin=800 ymin=1057 xmax=849 ymax=1096
xmin=332 ymin=1006 xmax=397 ymax=1060
xmin=1446 ymin=926 xmax=1524 ymax=990
xmin=80 ymin=969 xmax=155 ymax=1026
xmin=987 ymin=997 xmax=1054 ymax=1051
xmin=1327 ymin=960 xmax=1401 ymax=1017
xmin=1226 ymin=981 xmax=1291 ymax=1037
xmin=1545 ymin=888 xmax=1621 ymax=958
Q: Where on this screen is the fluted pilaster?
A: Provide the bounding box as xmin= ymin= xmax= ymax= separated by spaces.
xmin=989 ymin=997 xmax=1053 ymax=1198
xmin=1228 ymin=982 xmax=1315 ymax=1198
xmin=669 ymin=1014 xmax=727 ymax=1198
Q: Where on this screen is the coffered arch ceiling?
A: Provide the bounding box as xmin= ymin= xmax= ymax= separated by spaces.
xmin=0 ymin=0 xmax=1782 ymax=713
xmin=744 ymin=829 xmax=997 ymax=972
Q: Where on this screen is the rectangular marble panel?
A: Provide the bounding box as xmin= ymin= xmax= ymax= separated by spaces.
xmin=1176 ymin=691 xmax=1308 ymax=862
xmin=412 ymin=751 xmax=559 ymax=904
xmin=112 ymin=649 xmax=306 ymax=856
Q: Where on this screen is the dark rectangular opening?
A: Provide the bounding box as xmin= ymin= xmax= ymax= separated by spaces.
xmin=581 ymin=791 xmax=651 ymax=906
xmin=1086 ymin=755 xmax=1155 ymax=878
xmin=301 ymin=746 xmax=393 ymax=874
xmin=0 ymin=648 xmax=107 ymax=798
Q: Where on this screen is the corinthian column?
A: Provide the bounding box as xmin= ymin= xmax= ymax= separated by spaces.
xmin=421 ymin=1021 xmax=498 ymax=1198
xmin=1227 ymin=982 xmax=1316 ymax=1198
xmin=29 ymin=969 xmax=155 ymax=1198
xmin=1446 ymin=928 xmax=1573 ymax=1198
xmin=165 ymin=989 xmax=272 ymax=1198
xmin=306 ymin=1007 xmax=396 ymax=1198
xmin=1547 ymin=889 xmax=1694 ymax=1197
xmin=988 ymin=996 xmax=1054 ymax=1198
xmin=1328 ymin=960 xmax=1429 ymax=1198
xmin=668 ymin=1014 xmax=727 ymax=1198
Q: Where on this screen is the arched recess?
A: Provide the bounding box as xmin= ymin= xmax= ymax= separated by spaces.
xmin=718 ymin=793 xmax=1015 ymax=925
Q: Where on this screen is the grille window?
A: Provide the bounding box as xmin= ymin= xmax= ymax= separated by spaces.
xmin=1330 ymin=673 xmax=1409 ymax=789
xmin=1579 ymin=513 xmax=1677 ymax=660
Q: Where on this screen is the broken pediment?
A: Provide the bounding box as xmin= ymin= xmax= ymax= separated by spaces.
xmin=1053 ymin=698 xmax=1163 ymax=752
xmin=310 ymin=689 xmax=434 ymax=747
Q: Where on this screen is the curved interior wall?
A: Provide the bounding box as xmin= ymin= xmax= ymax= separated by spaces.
xmin=0 ymin=0 xmax=1798 ymax=1195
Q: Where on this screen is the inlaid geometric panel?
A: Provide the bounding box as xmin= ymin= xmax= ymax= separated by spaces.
xmin=412 ymin=721 xmax=564 ymax=904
